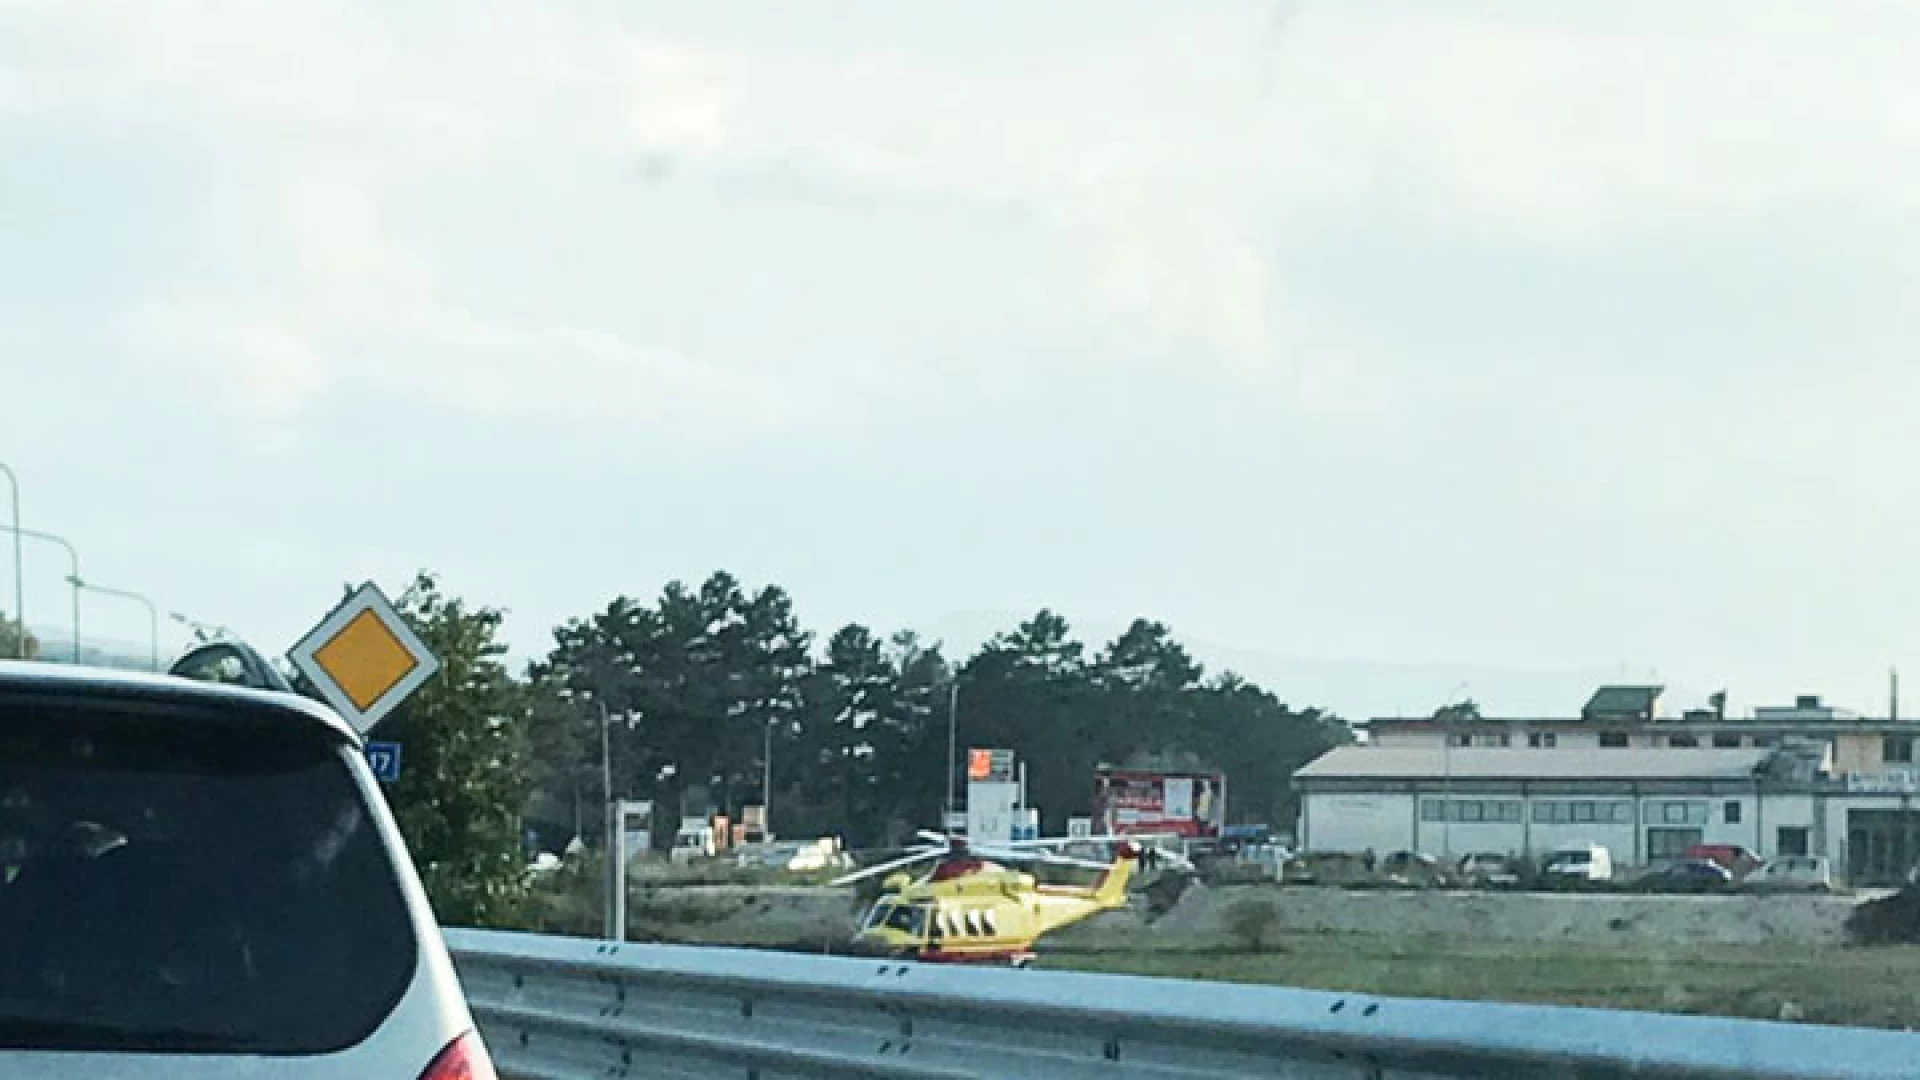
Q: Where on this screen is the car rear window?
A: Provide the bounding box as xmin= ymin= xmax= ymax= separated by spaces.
xmin=0 ymin=698 xmax=418 ymax=1054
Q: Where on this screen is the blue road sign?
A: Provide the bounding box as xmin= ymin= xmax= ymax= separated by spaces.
xmin=365 ymin=741 xmax=403 ymax=783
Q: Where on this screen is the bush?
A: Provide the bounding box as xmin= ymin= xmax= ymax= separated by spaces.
xmin=1847 ymin=886 xmax=1920 ymax=945
xmin=517 ymin=852 xmax=606 ymax=938
xmin=1223 ymin=899 xmax=1281 ymax=952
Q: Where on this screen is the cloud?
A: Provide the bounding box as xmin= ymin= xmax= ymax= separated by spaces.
xmin=17 ymin=0 xmax=1920 ymax=409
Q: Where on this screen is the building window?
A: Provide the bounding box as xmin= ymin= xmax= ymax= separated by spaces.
xmin=1531 ymin=799 xmax=1631 ymax=825
xmin=1777 ymin=826 xmax=1810 ymax=856
xmin=1668 ymin=733 xmax=1699 ymax=748
xmin=1656 ymin=800 xmax=1709 ymax=826
xmin=1886 ymin=736 xmax=1915 ymax=764
xmin=1599 ymin=732 xmax=1630 ymax=748
xmin=1527 ymin=732 xmax=1558 ymax=748
xmin=1712 ymin=732 xmax=1743 ymax=748
xmin=1496 ymin=733 xmax=1511 ymax=747
xmin=1447 ymin=732 xmax=1472 ymax=748
xmin=1425 ymin=799 xmax=1522 ymax=824
xmin=1723 ymin=800 xmax=1742 ymax=824
xmin=1647 ymin=827 xmax=1703 ymax=860
xmin=1753 ymin=735 xmax=1779 ymax=748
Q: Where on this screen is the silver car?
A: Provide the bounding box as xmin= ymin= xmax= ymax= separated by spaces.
xmin=0 ymin=661 xmax=495 ymax=1078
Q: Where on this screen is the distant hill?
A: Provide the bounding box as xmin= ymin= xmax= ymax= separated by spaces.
xmin=18 ymin=622 xmax=168 ymax=673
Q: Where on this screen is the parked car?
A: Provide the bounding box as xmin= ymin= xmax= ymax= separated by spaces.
xmin=1456 ymin=852 xmax=1523 ymax=889
xmin=1635 ymin=859 xmax=1735 ymax=893
xmin=1279 ymin=851 xmax=1373 ymax=886
xmin=0 ymin=661 xmax=496 ymax=1078
xmin=1685 ymin=844 xmax=1763 ymax=878
xmin=1743 ymin=855 xmax=1835 ymax=893
xmin=1539 ymin=845 xmax=1614 ymax=885
xmin=736 ymin=841 xmax=854 ymax=873
xmin=1379 ymin=850 xmax=1452 ymax=888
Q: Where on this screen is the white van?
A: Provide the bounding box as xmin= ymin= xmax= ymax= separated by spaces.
xmin=0 ymin=660 xmax=495 ymax=1078
xmin=1541 ymin=845 xmax=1614 ymax=883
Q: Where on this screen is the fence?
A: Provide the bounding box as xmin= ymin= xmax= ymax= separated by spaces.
xmin=446 ymin=928 xmax=1918 ymax=1079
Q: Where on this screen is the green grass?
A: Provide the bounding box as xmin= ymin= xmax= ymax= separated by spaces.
xmin=1044 ymin=933 xmax=1920 ymax=1029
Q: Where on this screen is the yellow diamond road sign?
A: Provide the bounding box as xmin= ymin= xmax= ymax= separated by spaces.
xmin=290 ymin=582 xmax=441 ymax=734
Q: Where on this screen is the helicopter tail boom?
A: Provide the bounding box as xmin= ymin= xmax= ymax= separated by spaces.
xmin=1091 ymin=840 xmax=1140 ymax=907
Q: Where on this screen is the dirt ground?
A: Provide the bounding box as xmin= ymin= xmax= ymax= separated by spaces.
xmin=580 ymin=880 xmax=1919 ymax=1028
xmin=1053 ymin=883 xmax=1873 ymax=948
xmin=1045 ymin=932 xmax=1920 ymax=1030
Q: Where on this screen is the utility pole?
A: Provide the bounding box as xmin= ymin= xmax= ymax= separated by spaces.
xmin=946 ymin=679 xmax=961 ymax=822
xmin=0 ymin=462 xmax=21 ymax=658
xmin=0 ymin=524 xmax=79 ymax=662
xmin=599 ymin=697 xmax=623 ymax=942
xmin=599 ymin=698 xmax=613 ymax=819
xmin=762 ymin=717 xmax=774 ymax=835
xmin=70 ymin=576 xmax=158 ymax=671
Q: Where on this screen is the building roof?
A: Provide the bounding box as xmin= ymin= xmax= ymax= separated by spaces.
xmin=1294 ymin=745 xmax=1774 ymax=782
xmin=1582 ymin=684 xmax=1663 ymax=716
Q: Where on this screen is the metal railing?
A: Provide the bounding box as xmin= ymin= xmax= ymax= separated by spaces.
xmin=445 ymin=928 xmax=1919 ymax=1079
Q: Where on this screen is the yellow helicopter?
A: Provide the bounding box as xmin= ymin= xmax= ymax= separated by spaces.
xmin=832 ymin=831 xmax=1180 ymax=967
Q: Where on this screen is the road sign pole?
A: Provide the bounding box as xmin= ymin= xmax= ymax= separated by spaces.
xmin=606 ymin=799 xmax=627 ymax=942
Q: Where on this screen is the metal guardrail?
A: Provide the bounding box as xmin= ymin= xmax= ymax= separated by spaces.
xmin=446 ymin=928 xmax=1920 ymax=1079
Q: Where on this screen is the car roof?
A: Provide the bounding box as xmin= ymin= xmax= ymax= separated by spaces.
xmin=0 ymin=660 xmax=359 ymax=745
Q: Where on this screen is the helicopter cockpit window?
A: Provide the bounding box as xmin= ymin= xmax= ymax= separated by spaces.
xmin=982 ymin=910 xmax=998 ymax=935
xmin=866 ymin=903 xmax=893 ymax=930
xmin=966 ymin=909 xmax=984 ymax=936
xmin=881 ymin=903 xmax=929 ymax=938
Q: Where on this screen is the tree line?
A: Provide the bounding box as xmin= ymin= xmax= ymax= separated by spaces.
xmin=520 ymin=570 xmax=1352 ymax=850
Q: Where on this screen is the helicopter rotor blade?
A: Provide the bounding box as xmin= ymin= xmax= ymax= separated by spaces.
xmin=962 ymin=843 xmax=1129 ymax=873
xmin=829 ymin=847 xmax=943 ymax=887
xmin=1031 ymin=853 xmax=1120 ymax=872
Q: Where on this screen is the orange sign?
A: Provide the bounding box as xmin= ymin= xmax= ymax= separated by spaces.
xmin=968 ymin=749 xmax=994 ymax=781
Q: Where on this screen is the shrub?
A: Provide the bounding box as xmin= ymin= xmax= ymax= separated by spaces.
xmin=1847 ymin=886 xmax=1920 ymax=945
xmin=1224 ymin=899 xmax=1281 ymax=952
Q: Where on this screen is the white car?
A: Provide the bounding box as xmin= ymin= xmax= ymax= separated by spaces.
xmin=1744 ymin=855 xmax=1835 ymax=893
xmin=1540 ymin=845 xmax=1614 ymax=884
xmin=0 ymin=660 xmax=496 ymax=1078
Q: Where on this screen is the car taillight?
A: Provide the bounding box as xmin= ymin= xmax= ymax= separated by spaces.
xmin=419 ymin=1030 xmax=498 ymax=1080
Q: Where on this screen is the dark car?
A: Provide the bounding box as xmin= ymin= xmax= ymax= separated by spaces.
xmin=1635 ymin=859 xmax=1735 ymax=893
xmin=1684 ymin=844 xmax=1763 ymax=879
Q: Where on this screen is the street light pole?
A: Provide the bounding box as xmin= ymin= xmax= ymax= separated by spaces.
xmin=762 ymin=718 xmax=774 ymax=835
xmin=946 ymin=679 xmax=961 ymax=822
xmin=0 ymin=463 xmax=21 ymax=658
xmin=0 ymin=523 xmax=79 ymax=662
xmin=170 ymin=611 xmax=234 ymax=644
xmin=70 ymin=577 xmax=159 ymax=671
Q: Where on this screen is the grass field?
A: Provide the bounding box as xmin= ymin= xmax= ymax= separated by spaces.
xmin=1045 ymin=932 xmax=1920 ymax=1029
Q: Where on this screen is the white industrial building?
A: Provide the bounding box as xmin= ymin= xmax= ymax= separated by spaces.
xmin=1295 ymin=684 xmax=1920 ymax=880
xmin=1294 ymin=746 xmax=1821 ymax=866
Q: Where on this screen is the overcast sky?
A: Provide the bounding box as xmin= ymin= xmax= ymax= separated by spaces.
xmin=4 ymin=1 xmax=1919 ymax=720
